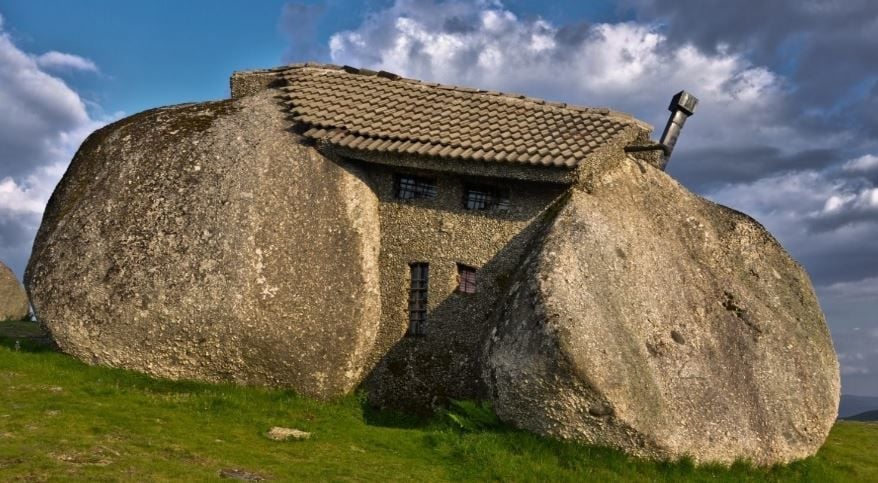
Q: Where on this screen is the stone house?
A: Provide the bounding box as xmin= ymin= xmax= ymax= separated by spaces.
xmin=233 ymin=63 xmax=659 ymax=409
xmin=26 ymin=63 xmax=839 ymax=464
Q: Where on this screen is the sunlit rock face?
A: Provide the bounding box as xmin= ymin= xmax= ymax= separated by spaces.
xmin=484 ymin=158 xmax=840 ymax=465
xmin=25 ymin=91 xmax=382 ymax=399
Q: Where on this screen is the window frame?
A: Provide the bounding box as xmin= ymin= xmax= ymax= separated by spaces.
xmin=395 ymin=174 xmax=438 ymax=200
xmin=463 ymin=184 xmax=510 ymax=211
xmin=407 ymin=262 xmax=429 ymax=336
xmin=456 ymin=264 xmax=478 ymax=294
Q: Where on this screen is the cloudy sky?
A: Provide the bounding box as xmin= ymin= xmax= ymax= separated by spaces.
xmin=0 ymin=0 xmax=875 ymax=396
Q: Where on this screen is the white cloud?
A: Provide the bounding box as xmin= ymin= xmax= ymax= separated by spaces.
xmin=314 ymin=3 xmax=878 ymax=294
xmin=0 ymin=32 xmax=99 ymax=177
xmin=822 ymin=277 xmax=878 ymax=302
xmin=325 ymin=0 xmax=875 ymax=280
xmin=0 ymin=15 xmax=107 ymax=277
xmin=843 ymin=154 xmax=878 ymax=173
xmin=327 ymin=1 xmax=795 ymax=150
xmin=34 ymin=51 xmax=98 ymax=72
xmin=0 ymin=162 xmax=67 ymax=218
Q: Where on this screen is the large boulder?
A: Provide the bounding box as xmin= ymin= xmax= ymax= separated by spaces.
xmin=484 ymin=157 xmax=840 ymax=465
xmin=25 ymin=90 xmax=382 ymax=399
xmin=0 ymin=261 xmax=29 ymax=321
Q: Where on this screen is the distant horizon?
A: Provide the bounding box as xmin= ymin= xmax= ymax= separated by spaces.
xmin=1 ymin=0 xmax=876 ymax=397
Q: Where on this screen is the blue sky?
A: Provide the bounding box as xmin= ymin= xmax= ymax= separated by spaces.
xmin=0 ymin=0 xmax=295 ymax=114
xmin=0 ymin=0 xmax=876 ymax=396
xmin=0 ymin=0 xmax=626 ymax=115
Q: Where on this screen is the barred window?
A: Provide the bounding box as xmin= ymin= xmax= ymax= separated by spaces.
xmin=457 ymin=264 xmax=477 ymax=294
xmin=407 ymin=263 xmax=429 ymax=336
xmin=464 ymin=185 xmax=509 ymax=210
xmin=396 ymin=175 xmax=437 ymax=200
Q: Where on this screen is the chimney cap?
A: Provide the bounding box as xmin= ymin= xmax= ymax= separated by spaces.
xmin=669 ymin=90 xmax=699 ymax=116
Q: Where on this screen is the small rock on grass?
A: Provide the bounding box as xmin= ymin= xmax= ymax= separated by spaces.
xmin=265 ymin=426 xmax=311 ymax=441
xmin=219 ymin=468 xmax=267 ymax=481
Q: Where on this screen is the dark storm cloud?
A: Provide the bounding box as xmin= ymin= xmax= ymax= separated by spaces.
xmin=628 ymin=0 xmax=878 ymax=110
xmin=806 ymin=185 xmax=878 ymax=235
xmin=801 ymin=227 xmax=878 ymax=285
xmin=628 ymin=0 xmax=876 ymax=63
xmin=669 ymin=146 xmax=842 ymax=191
xmin=856 ymin=80 xmax=878 ymax=138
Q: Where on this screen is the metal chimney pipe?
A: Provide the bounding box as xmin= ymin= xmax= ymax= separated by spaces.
xmin=659 ymin=90 xmax=698 ymax=163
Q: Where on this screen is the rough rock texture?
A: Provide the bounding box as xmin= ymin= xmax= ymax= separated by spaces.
xmin=0 ymin=261 xmax=29 ymax=321
xmin=484 ymin=157 xmax=840 ymax=465
xmin=25 ymin=90 xmax=382 ymax=399
xmin=265 ymin=427 xmax=311 ymax=441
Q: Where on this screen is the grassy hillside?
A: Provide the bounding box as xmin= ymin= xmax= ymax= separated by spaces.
xmin=1 ymin=320 xmax=875 ymax=482
xmin=839 ymin=394 xmax=878 ymax=418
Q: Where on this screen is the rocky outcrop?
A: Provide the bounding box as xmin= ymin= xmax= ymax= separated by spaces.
xmin=25 ymin=90 xmax=382 ymax=399
xmin=484 ymin=157 xmax=840 ymax=465
xmin=0 ymin=261 xmax=29 ymax=321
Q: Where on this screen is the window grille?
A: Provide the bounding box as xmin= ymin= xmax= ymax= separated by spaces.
xmin=396 ymin=175 xmax=437 ymax=200
xmin=464 ymin=185 xmax=509 ymax=210
xmin=408 ymin=263 xmax=429 ymax=336
xmin=457 ymin=264 xmax=477 ymax=294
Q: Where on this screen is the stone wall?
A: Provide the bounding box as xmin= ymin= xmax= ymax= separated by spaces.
xmin=230 ymin=69 xmax=283 ymax=99
xmin=357 ymin=161 xmax=568 ymax=410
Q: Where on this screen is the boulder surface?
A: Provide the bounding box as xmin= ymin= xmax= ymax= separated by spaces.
xmin=0 ymin=261 xmax=29 ymax=321
xmin=484 ymin=158 xmax=840 ymax=465
xmin=25 ymin=90 xmax=382 ymax=399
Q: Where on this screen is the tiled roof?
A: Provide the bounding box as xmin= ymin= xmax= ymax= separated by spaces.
xmin=278 ymin=63 xmax=650 ymax=169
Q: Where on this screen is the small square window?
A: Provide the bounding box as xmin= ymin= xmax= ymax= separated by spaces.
xmin=396 ymin=175 xmax=437 ymax=200
xmin=457 ymin=264 xmax=477 ymax=294
xmin=464 ymin=185 xmax=509 ymax=210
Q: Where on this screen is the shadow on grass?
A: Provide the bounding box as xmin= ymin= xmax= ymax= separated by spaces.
xmin=360 ymin=396 xmax=436 ymax=430
xmin=359 ymin=396 xmax=522 ymax=438
xmin=0 ymin=320 xmax=57 ymax=352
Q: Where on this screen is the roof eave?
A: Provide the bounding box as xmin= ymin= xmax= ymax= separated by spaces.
xmin=322 ymin=144 xmax=576 ymax=184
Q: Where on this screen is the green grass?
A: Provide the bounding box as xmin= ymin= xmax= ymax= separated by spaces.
xmin=0 ymin=320 xmax=875 ymax=482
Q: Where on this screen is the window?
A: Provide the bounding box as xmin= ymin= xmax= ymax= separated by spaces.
xmin=457 ymin=264 xmax=477 ymax=294
xmin=408 ymin=263 xmax=429 ymax=336
xmin=396 ymin=175 xmax=437 ymax=200
xmin=464 ymin=185 xmax=509 ymax=210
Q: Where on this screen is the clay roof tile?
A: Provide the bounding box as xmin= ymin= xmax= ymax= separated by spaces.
xmin=278 ymin=64 xmax=650 ymax=169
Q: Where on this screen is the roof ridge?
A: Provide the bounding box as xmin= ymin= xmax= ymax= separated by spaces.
xmin=274 ymin=62 xmax=651 ymax=131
